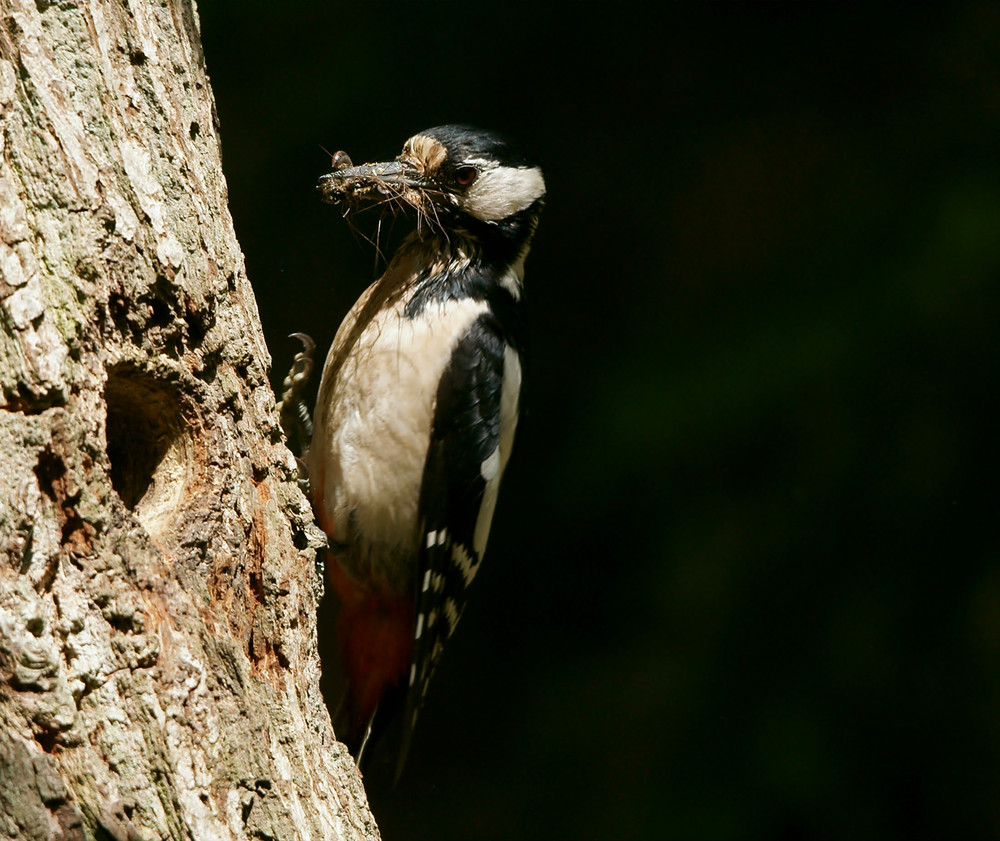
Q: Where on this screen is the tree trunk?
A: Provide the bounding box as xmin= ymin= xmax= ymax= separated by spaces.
xmin=0 ymin=1 xmax=377 ymax=838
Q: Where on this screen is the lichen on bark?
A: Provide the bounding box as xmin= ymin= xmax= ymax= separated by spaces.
xmin=0 ymin=1 xmax=376 ymax=838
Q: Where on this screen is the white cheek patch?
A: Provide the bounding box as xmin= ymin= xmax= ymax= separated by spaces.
xmin=462 ymin=165 xmax=546 ymax=222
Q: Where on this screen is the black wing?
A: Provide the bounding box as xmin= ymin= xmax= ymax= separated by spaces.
xmin=397 ymin=313 xmax=517 ymax=772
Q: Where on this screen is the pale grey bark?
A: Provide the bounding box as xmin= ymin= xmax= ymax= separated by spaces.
xmin=0 ymin=1 xmax=377 ymax=838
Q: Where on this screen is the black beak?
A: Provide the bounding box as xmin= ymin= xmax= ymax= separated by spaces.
xmin=318 ymin=158 xmax=428 ymax=206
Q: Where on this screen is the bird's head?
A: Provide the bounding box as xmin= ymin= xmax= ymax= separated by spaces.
xmin=319 ymin=125 xmax=545 ymax=245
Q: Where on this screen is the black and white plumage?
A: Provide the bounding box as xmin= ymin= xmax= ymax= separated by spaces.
xmin=307 ymin=125 xmax=544 ymax=772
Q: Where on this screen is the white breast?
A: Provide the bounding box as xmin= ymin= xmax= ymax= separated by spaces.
xmin=310 ymin=294 xmax=489 ymax=586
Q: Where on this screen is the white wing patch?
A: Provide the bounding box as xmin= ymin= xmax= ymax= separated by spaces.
xmin=480 ymin=448 xmax=501 ymax=481
xmin=472 ymin=344 xmax=522 ymax=558
xmin=426 ymin=528 xmax=450 ymax=549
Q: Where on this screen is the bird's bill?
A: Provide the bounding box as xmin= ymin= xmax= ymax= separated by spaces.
xmin=317 ymin=158 xmax=429 ymax=207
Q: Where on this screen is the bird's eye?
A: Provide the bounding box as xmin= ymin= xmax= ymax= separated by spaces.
xmin=454 ymin=166 xmax=478 ymax=187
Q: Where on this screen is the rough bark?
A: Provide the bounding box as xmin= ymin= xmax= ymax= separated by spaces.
xmin=0 ymin=1 xmax=377 ymax=839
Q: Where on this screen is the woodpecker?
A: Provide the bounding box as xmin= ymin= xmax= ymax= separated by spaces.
xmin=308 ymin=125 xmax=545 ymax=771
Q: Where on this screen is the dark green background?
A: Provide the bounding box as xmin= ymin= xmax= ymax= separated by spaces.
xmin=200 ymin=4 xmax=1000 ymax=838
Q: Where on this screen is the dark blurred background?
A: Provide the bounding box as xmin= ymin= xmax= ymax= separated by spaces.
xmin=200 ymin=4 xmax=1000 ymax=838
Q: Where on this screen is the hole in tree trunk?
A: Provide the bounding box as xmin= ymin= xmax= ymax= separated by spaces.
xmin=105 ymin=365 xmax=196 ymax=538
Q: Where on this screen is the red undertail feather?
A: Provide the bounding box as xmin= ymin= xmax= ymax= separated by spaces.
xmin=328 ymin=560 xmax=414 ymax=742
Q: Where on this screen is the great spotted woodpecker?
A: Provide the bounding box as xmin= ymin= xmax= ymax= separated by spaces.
xmin=307 ymin=125 xmax=545 ymax=771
